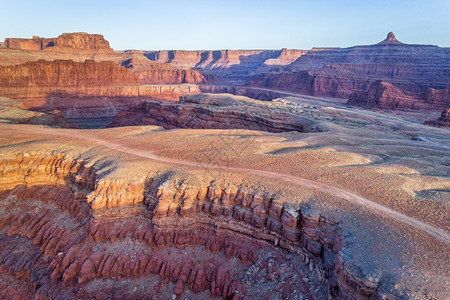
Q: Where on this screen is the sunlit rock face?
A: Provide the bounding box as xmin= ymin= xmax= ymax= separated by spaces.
xmin=0 ymin=152 xmax=382 ymax=299
xmin=4 ymin=33 xmax=113 ymax=52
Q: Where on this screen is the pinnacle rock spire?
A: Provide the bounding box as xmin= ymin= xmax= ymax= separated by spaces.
xmin=378 ymin=32 xmax=403 ymax=45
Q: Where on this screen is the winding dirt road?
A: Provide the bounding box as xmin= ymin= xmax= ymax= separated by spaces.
xmin=4 ymin=125 xmax=450 ymax=245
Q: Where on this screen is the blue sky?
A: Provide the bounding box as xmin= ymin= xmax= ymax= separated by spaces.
xmin=1 ymin=0 xmax=449 ymax=50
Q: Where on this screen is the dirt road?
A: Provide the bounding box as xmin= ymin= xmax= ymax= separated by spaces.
xmin=4 ymin=125 xmax=450 ymax=245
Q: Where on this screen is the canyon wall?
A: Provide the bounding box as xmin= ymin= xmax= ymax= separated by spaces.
xmin=249 ymin=33 xmax=450 ymax=103
xmin=0 ymin=59 xmax=205 ymax=120
xmin=425 ymin=86 xmax=450 ymax=106
xmin=0 ymin=152 xmax=385 ymax=299
xmin=347 ymin=81 xmax=450 ymax=109
xmin=144 ymin=49 xmax=306 ymax=72
xmin=0 ymin=59 xmax=138 ymax=103
xmin=120 ymin=56 xmax=207 ymax=85
xmin=109 ymin=94 xmax=319 ymax=132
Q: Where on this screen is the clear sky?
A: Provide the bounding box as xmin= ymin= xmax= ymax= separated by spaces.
xmin=1 ymin=0 xmax=449 ymax=50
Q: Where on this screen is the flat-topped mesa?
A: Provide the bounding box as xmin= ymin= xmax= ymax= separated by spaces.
xmin=51 ymin=32 xmax=113 ymax=52
xmin=377 ymin=32 xmax=403 ymax=45
xmin=3 ymin=32 xmax=113 ymax=52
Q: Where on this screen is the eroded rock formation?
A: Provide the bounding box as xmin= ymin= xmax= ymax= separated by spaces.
xmin=425 ymin=108 xmax=450 ymax=127
xmin=0 ymin=59 xmax=206 ymax=125
xmin=144 ymin=49 xmax=305 ymax=71
xmin=250 ymin=33 xmax=450 ymax=102
xmin=0 ymin=152 xmax=383 ymax=299
xmin=347 ymin=81 xmax=450 ymax=109
xmin=3 ymin=33 xmax=113 ymax=52
xmin=0 ymin=59 xmax=138 ymax=101
xmin=120 ymin=55 xmax=207 ymax=85
xmin=109 ymin=93 xmax=319 ymax=132
xmin=425 ymin=86 xmax=450 ymax=106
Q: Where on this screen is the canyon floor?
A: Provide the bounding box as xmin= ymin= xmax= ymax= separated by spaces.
xmin=0 ymin=92 xmax=449 ymax=299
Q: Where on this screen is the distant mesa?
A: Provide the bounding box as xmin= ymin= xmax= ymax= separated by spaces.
xmin=2 ymin=32 xmax=113 ymax=52
xmin=377 ymin=32 xmax=403 ymax=45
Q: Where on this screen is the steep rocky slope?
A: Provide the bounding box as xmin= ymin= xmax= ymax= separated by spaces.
xmin=0 ymin=59 xmax=205 ymax=125
xmin=144 ymin=49 xmax=307 ymax=84
xmin=347 ymin=81 xmax=450 ymax=109
xmin=110 ymin=93 xmax=319 ymax=132
xmin=0 ymin=33 xmax=208 ymax=86
xmin=0 ymin=59 xmax=139 ymax=100
xmin=120 ymin=54 xmax=207 ymax=85
xmin=0 ymin=116 xmax=448 ymax=299
xmin=0 ymin=151 xmax=384 ymax=299
xmin=144 ymin=49 xmax=306 ymax=71
xmin=250 ymin=33 xmax=450 ymax=101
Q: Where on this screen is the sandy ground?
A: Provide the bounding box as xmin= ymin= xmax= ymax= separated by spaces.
xmin=0 ymin=92 xmax=449 ymax=298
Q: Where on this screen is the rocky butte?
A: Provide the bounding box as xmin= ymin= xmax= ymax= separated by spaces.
xmin=0 ymin=32 xmax=449 ymax=300
xmin=248 ymin=32 xmax=450 ymax=108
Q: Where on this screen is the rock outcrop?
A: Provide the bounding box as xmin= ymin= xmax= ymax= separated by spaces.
xmin=3 ymin=33 xmax=113 ymax=52
xmin=377 ymin=32 xmax=402 ymax=45
xmin=0 ymin=59 xmax=138 ymax=101
xmin=0 ymin=97 xmax=76 ymax=128
xmin=120 ymin=55 xmax=207 ymax=85
xmin=0 ymin=59 xmax=206 ymax=125
xmin=109 ymin=93 xmax=319 ymax=132
xmin=198 ymin=85 xmax=294 ymax=101
xmin=347 ymin=80 xmax=421 ymax=109
xmin=0 ymin=152 xmax=385 ymax=299
xmin=425 ymin=86 xmax=450 ymax=106
xmin=347 ymin=81 xmax=450 ymax=109
xmin=144 ymin=49 xmax=305 ymax=71
xmin=425 ymin=108 xmax=450 ymax=127
xmin=250 ymin=33 xmax=450 ymax=101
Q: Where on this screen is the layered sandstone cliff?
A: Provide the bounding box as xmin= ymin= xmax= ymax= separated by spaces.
xmin=347 ymin=80 xmax=421 ymax=109
xmin=0 ymin=152 xmax=386 ymax=299
xmin=250 ymin=33 xmax=450 ymax=101
xmin=347 ymin=81 xmax=450 ymax=109
xmin=109 ymin=93 xmax=319 ymax=132
xmin=120 ymin=55 xmax=207 ymax=85
xmin=425 ymin=86 xmax=450 ymax=106
xmin=3 ymin=33 xmax=113 ymax=53
xmin=0 ymin=59 xmax=138 ymax=100
xmin=144 ymin=49 xmax=306 ymax=83
xmin=0 ymin=59 xmax=203 ymax=122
